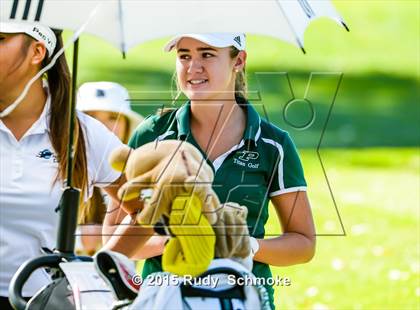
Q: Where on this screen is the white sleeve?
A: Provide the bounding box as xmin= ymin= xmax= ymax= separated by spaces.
xmin=78 ymin=112 xmax=124 ymax=190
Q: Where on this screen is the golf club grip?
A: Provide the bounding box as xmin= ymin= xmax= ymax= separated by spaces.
xmin=8 ymin=254 xmax=62 ymax=310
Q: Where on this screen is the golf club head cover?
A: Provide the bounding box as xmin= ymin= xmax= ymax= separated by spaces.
xmin=109 ymin=140 xmax=219 ymax=226
xmin=213 ymin=202 xmax=252 ymax=259
xmin=94 ymin=250 xmax=140 ymax=301
xmin=162 ymin=195 xmax=216 ymax=277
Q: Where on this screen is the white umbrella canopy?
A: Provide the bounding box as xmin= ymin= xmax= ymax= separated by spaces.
xmin=0 ymin=0 xmax=348 ymax=53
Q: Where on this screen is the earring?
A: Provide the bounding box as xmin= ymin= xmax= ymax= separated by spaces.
xmin=234 ymin=69 xmax=239 ymax=73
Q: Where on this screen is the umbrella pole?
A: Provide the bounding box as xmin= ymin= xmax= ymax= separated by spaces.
xmin=55 ymin=38 xmax=80 ymax=256
xmin=66 ymin=38 xmax=79 ymax=187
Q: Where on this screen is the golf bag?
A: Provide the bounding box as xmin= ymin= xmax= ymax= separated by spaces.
xmin=101 ymin=255 xmax=272 ymax=310
xmin=9 ymin=253 xmax=119 ymax=310
xmin=94 ymin=252 xmax=266 ymax=309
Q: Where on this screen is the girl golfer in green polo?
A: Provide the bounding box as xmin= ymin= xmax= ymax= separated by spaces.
xmin=104 ymin=33 xmax=315 ymax=309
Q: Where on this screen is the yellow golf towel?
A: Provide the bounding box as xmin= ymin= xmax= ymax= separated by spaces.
xmin=162 ymin=195 xmax=215 ymax=277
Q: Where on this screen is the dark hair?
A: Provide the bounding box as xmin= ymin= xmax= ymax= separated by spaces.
xmin=39 ymin=31 xmax=88 ymax=220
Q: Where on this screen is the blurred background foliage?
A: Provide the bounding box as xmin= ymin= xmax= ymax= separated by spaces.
xmin=65 ymin=1 xmax=419 ymax=309
xmin=67 ymin=1 xmax=420 ymax=148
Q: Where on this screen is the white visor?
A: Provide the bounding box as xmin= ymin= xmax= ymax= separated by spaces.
xmin=164 ymin=33 xmax=246 ymax=52
xmin=0 ymin=21 xmax=56 ymax=57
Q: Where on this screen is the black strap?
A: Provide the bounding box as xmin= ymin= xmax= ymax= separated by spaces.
xmin=220 ymin=298 xmax=233 ymax=310
xmin=153 ymin=216 xmax=172 ymax=236
xmin=197 ymin=267 xmax=244 ymax=278
xmin=181 ymin=284 xmax=244 ymax=300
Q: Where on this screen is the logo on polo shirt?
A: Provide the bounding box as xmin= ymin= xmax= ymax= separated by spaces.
xmin=234 ymin=151 xmax=260 ymax=169
xmin=238 ymin=151 xmax=259 ymax=161
xmin=37 ymin=149 xmax=58 ymax=162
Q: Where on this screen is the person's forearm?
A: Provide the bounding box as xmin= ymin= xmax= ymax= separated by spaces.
xmin=80 ymin=225 xmax=103 ymax=255
xmin=101 ymin=199 xmax=167 ymax=259
xmin=102 ymin=197 xmax=146 ymax=244
xmin=102 ymin=229 xmax=167 ymax=260
xmin=253 ymin=232 xmax=316 ymax=266
xmin=130 ymin=235 xmax=168 ymax=260
xmin=101 ymin=215 xmax=154 ymax=257
xmin=102 ymin=204 xmax=129 ymax=245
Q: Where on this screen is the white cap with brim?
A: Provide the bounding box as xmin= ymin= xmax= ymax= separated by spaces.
xmin=0 ymin=21 xmax=56 ymax=57
xmin=164 ymin=33 xmax=246 ymax=52
xmin=77 ymin=82 xmax=144 ymax=134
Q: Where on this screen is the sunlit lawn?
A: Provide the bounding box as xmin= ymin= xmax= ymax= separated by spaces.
xmin=267 ymin=148 xmax=419 ymax=309
xmin=133 ymin=148 xmax=419 ymax=309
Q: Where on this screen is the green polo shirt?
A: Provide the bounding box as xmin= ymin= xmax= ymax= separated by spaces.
xmin=128 ymin=101 xmax=307 ymax=308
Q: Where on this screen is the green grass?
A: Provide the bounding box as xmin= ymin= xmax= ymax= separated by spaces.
xmin=133 ymin=148 xmax=419 ymax=309
xmin=265 ymin=148 xmax=420 ymax=309
xmin=66 ymin=64 xmax=419 ymax=147
xmin=134 ymin=148 xmax=419 ymax=309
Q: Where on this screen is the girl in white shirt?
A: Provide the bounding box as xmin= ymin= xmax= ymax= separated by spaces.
xmin=0 ymin=22 xmax=125 ymax=308
xmin=76 ymin=82 xmax=143 ymax=255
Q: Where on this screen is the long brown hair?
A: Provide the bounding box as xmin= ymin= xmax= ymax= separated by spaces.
xmin=39 ymin=32 xmax=88 ymax=219
xmin=230 ymin=47 xmax=247 ymax=101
